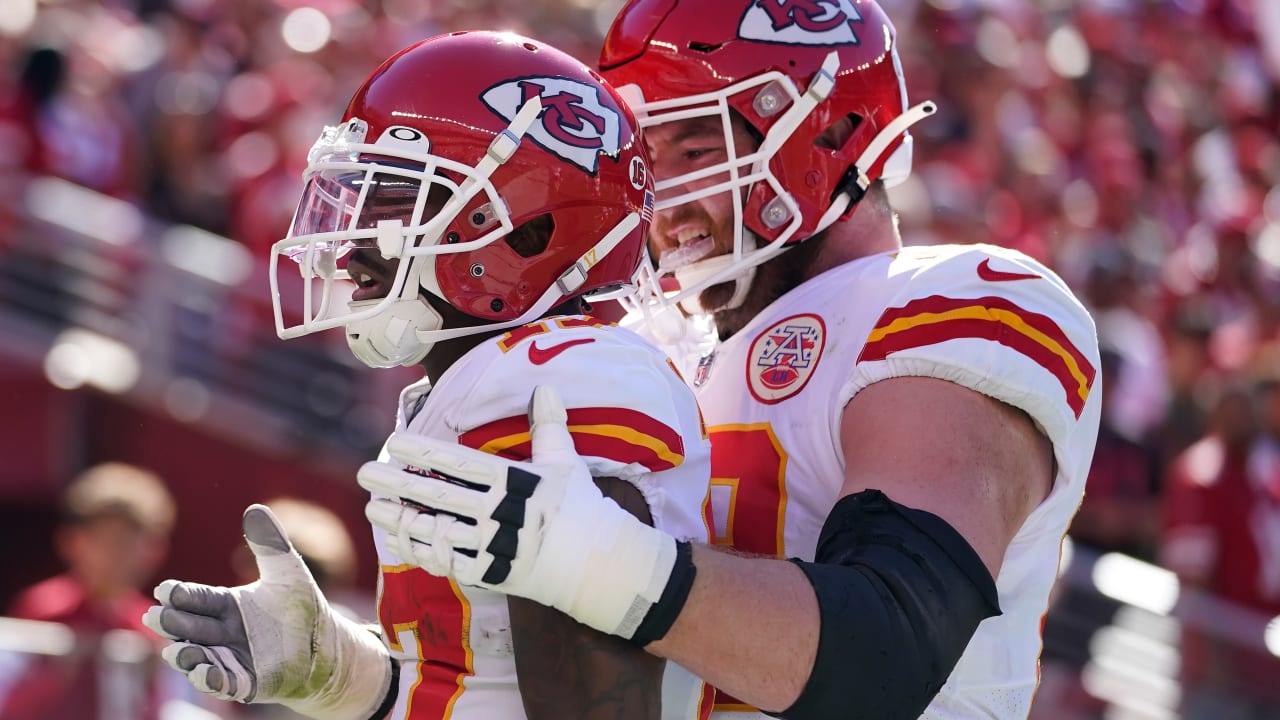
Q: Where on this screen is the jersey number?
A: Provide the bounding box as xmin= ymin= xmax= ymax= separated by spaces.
xmin=378 ymin=565 xmax=473 ymax=719
xmin=705 ymin=424 xmax=788 ymax=712
xmin=707 ymin=424 xmax=788 ymax=554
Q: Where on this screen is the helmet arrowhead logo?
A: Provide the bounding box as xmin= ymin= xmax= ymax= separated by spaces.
xmin=739 ymin=0 xmax=863 ymax=46
xmin=482 ymin=76 xmax=622 ymax=174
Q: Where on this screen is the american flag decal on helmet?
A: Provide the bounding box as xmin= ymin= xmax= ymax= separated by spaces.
xmin=641 ymin=190 xmax=655 ymax=223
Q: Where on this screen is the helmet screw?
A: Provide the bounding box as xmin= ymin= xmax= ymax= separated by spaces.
xmin=762 ymin=197 xmax=791 ymax=229
xmin=446 ymin=232 xmax=460 ymax=244
xmin=470 ymin=263 xmax=485 ymax=277
xmin=752 ymin=82 xmax=787 ymax=118
xmin=806 ymin=170 xmax=821 ymax=188
xmin=490 ymin=298 xmax=504 ymax=312
xmin=470 ymin=212 xmax=486 ymax=226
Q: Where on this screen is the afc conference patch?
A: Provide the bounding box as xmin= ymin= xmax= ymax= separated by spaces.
xmin=746 ymin=313 xmax=826 ymax=404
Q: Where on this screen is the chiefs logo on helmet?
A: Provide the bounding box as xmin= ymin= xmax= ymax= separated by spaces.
xmin=482 ymin=76 xmax=622 ymax=174
xmin=738 ymin=0 xmax=863 ymax=46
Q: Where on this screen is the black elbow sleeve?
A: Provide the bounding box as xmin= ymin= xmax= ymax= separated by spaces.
xmin=777 ymin=490 xmax=1001 ymax=720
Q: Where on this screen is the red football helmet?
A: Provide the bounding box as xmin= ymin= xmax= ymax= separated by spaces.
xmin=270 ymin=31 xmax=654 ymax=368
xmin=600 ymin=0 xmax=934 ymax=315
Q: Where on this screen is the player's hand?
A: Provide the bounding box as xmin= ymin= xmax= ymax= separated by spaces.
xmin=359 ymin=385 xmax=678 ymax=639
xmin=142 ymin=504 xmax=392 ymax=720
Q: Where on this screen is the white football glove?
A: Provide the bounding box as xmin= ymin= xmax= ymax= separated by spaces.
xmin=358 ymin=385 xmax=678 ymax=639
xmin=142 ymin=504 xmax=392 ymax=720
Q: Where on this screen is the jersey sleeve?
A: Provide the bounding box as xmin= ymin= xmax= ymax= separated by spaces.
xmin=843 ymin=246 xmax=1101 ymax=481
xmin=444 ymin=319 xmax=710 ymax=542
xmin=445 ymin=317 xmax=706 ymax=476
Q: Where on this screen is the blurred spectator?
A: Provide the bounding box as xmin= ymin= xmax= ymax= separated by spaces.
xmin=1034 ymin=346 xmax=1164 ymax=720
xmin=0 ymin=462 xmax=176 ymax=720
xmin=1161 ymin=380 xmax=1280 ymax=719
xmin=1081 ymin=245 xmax=1170 ymax=443
xmin=1154 ymin=301 xmax=1220 ymax=465
xmin=0 ymin=46 xmax=63 ymax=178
xmin=1069 ymin=346 xmax=1163 ymax=560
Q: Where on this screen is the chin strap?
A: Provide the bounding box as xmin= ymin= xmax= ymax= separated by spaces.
xmin=345 ymin=296 xmax=442 ymax=369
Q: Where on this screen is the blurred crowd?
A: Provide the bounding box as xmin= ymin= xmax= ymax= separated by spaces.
xmin=1 ymin=0 xmax=1279 ymax=718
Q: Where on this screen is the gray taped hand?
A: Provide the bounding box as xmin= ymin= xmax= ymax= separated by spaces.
xmin=144 ymin=505 xmax=393 ymax=719
xmin=145 ymin=580 xmax=254 ymax=700
xmin=160 ymin=642 xmax=251 ymax=698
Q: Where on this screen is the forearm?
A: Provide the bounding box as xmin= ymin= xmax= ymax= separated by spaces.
xmin=512 ymin=475 xmax=665 ymax=720
xmin=647 ymin=544 xmax=819 ymax=712
xmin=644 ymin=493 xmax=1000 ymax=720
xmin=511 ymin=595 xmax=663 ymax=720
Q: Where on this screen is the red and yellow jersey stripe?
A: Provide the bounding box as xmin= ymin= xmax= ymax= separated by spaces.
xmin=458 ymin=406 xmax=686 ymax=470
xmin=858 ymin=295 xmax=1096 ymax=418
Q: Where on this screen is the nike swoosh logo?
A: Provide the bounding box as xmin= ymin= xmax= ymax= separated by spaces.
xmin=977 ymin=258 xmax=1040 ymax=282
xmin=528 ymin=338 xmax=596 ymax=365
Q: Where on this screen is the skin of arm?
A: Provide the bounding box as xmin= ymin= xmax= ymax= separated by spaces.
xmin=646 ymin=376 xmax=1055 ymax=712
xmin=510 ymin=476 xmax=666 ymax=720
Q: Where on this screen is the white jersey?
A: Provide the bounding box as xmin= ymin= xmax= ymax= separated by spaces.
xmin=371 ymin=316 xmax=714 ymax=720
xmin=684 ymin=245 xmax=1101 ymax=720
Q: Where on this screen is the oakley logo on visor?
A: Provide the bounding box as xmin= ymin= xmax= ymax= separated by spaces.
xmin=482 ymin=76 xmax=622 ymax=174
xmin=738 ymin=0 xmax=863 ymax=46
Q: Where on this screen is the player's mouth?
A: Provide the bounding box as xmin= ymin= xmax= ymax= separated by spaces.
xmin=347 ymin=252 xmax=395 ymax=302
xmin=658 ymin=226 xmax=717 ymax=273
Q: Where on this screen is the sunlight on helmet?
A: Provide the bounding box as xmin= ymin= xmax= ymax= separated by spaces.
xmin=282 ymin=8 xmax=331 ymax=54
xmin=1267 ymin=616 xmax=1280 ymax=658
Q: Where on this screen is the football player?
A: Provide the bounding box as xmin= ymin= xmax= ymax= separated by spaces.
xmin=141 ymin=31 xmax=713 ymax=720
xmin=359 ymin=2 xmax=1104 ymax=719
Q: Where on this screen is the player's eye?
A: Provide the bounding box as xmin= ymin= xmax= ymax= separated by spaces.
xmin=682 ymin=146 xmax=720 ymax=162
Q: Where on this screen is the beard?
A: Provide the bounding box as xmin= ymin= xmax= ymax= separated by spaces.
xmin=708 ymin=230 xmax=826 ymax=341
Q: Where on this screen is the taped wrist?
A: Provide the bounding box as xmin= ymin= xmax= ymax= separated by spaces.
xmin=287 ymin=610 xmax=394 ymax=720
xmin=631 ymin=540 xmax=696 ymax=645
xmin=780 ymin=490 xmax=1001 ymax=720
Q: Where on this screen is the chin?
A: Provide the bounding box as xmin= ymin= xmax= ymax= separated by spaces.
xmin=699 ymin=282 xmax=737 ymax=312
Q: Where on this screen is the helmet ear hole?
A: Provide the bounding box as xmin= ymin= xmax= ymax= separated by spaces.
xmin=815 ymin=114 xmax=861 ymax=151
xmin=504 ymin=214 xmax=554 ymax=258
